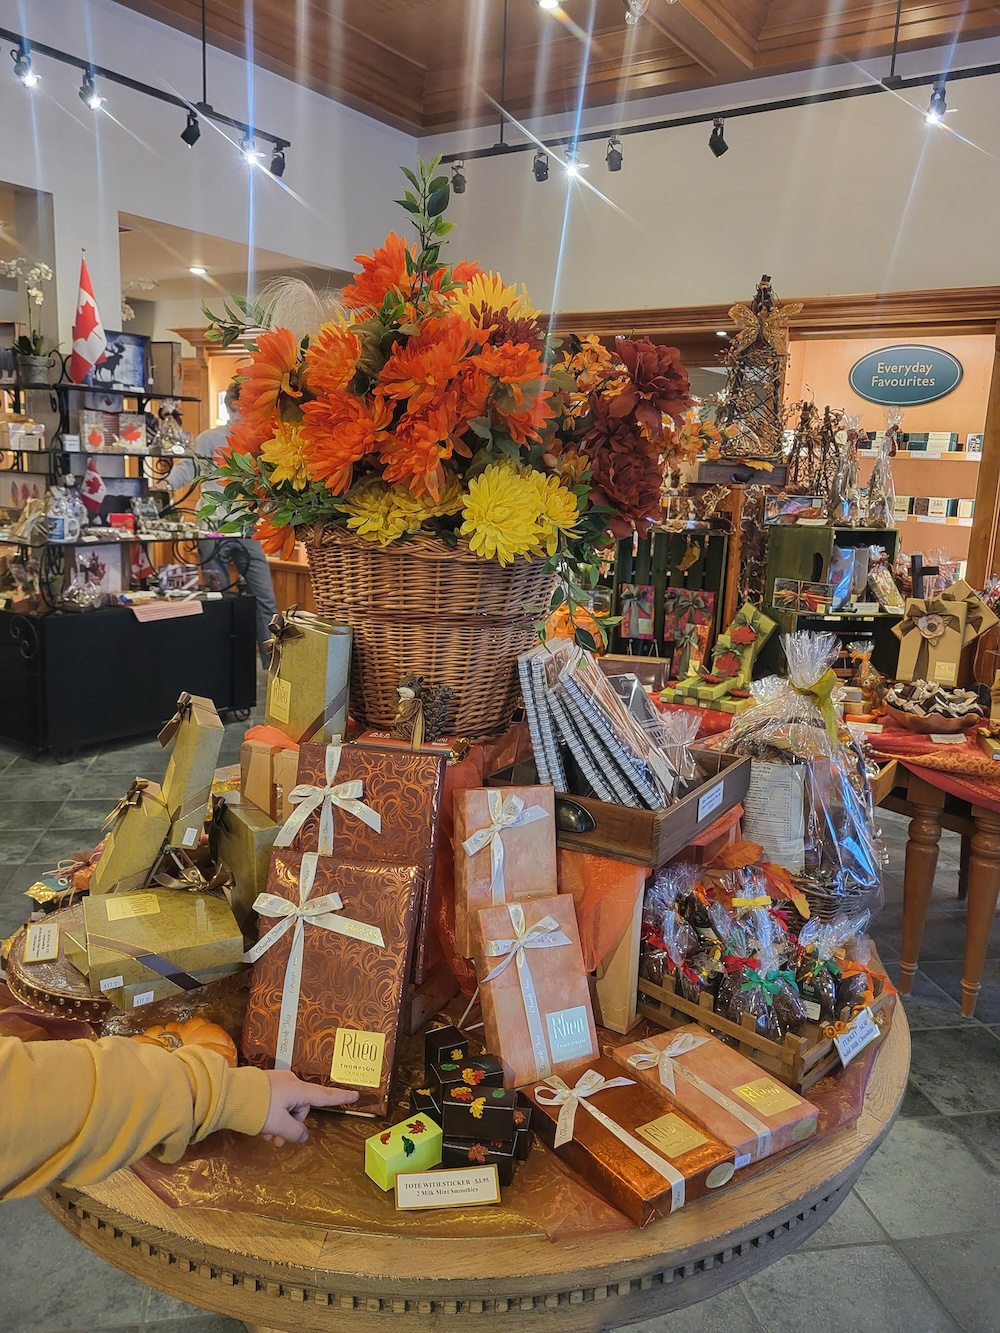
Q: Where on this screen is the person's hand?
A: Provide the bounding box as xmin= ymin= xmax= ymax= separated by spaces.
xmin=260 ymin=1070 xmax=359 ymax=1146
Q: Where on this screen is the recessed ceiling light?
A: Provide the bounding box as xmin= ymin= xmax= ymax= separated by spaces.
xmin=716 ymin=330 xmax=729 ymax=338
xmin=538 ymin=0 xmax=559 ymax=9
xmin=188 ymin=266 xmax=207 ymax=276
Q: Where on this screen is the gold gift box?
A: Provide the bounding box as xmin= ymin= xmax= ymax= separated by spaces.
xmin=77 ymin=889 xmax=244 ymax=993
xmin=159 ymin=693 xmax=225 ymax=849
xmin=90 ymin=779 xmax=172 ymax=896
xmin=265 ymin=611 xmax=351 ymax=745
xmin=216 ymin=797 xmax=279 ymax=930
xmin=892 ymin=598 xmax=968 ymax=686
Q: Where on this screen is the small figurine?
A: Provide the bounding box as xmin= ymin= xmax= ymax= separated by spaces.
xmin=391 ymin=673 xmax=454 ymax=746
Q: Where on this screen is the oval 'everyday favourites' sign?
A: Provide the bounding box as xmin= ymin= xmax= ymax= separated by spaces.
xmin=848 ymin=344 xmax=963 ymax=406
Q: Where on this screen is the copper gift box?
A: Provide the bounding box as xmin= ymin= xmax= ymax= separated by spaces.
xmin=241 ymin=851 xmax=423 ymax=1117
xmin=521 ymin=1056 xmax=736 ymax=1227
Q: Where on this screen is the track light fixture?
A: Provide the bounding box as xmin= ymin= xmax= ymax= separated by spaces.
xmin=79 ymin=70 xmax=105 ymax=110
xmin=269 ymin=146 xmax=286 ymax=176
xmin=451 ymin=160 xmax=467 ymax=194
xmin=240 ymin=134 xmax=264 ymax=166
xmin=709 ymin=118 xmax=728 ymax=157
xmin=12 ymin=46 xmax=38 ymax=87
xmin=533 ymin=148 xmax=549 ymax=182
xmin=606 ymin=135 xmax=623 ymax=171
xmin=925 ymin=82 xmax=947 ymax=124
xmin=180 ymin=109 xmax=201 ymax=146
xmin=564 ymin=146 xmax=584 ymax=177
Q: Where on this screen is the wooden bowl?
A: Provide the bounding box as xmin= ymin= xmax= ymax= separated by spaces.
xmin=884 ymin=702 xmax=981 ymax=734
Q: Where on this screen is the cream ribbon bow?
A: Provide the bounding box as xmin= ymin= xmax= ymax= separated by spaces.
xmin=626 ymin=1031 xmax=708 ymax=1095
xmin=274 ymin=744 xmax=381 ymax=856
xmin=534 ymin=1069 xmax=686 ymax=1210
xmin=481 ymin=903 xmax=573 ymax=1080
xmin=244 ymin=851 xmax=385 ymax=1070
xmin=461 ymin=791 xmax=550 ymax=905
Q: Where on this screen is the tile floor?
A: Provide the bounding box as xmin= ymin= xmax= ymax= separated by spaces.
xmin=1 ymin=718 xmax=998 ymax=1333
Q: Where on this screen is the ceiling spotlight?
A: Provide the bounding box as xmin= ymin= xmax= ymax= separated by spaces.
xmin=12 ymin=47 xmax=39 ymax=88
xmin=709 ymin=118 xmax=728 ymax=157
xmin=538 ymin=0 xmax=559 ymax=8
xmin=240 ymin=135 xmax=264 ymax=166
xmin=269 ymin=147 xmax=286 ymax=177
xmin=79 ymin=71 xmax=105 ymax=110
xmin=180 ymin=110 xmax=201 ymax=146
xmin=564 ymin=147 xmax=586 ymax=178
xmin=715 ymin=330 xmax=729 ymax=338
xmin=623 ymin=0 xmax=650 ymax=24
xmin=925 ymin=82 xmax=947 ymax=124
xmin=533 ymin=148 xmax=549 ymax=182
xmin=451 ymin=161 xmax=467 ymax=194
xmin=188 ymin=266 xmax=207 ymax=276
xmin=606 ymin=135 xmax=623 ymax=172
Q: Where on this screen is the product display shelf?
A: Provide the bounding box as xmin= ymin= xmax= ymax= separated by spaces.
xmin=612 ymin=527 xmax=729 ymax=655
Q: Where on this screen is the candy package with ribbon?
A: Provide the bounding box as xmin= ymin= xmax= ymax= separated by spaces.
xmin=892 ymin=597 xmax=968 ymax=687
xmin=452 ymin=785 xmax=556 ymax=959
xmin=157 ymin=692 xmax=224 ymax=850
xmin=796 ymin=909 xmax=871 ymax=1024
xmin=241 ymin=851 xmax=423 ymax=1116
xmin=639 ymin=864 xmax=697 ymax=989
xmin=522 ymin=1056 xmax=736 ymax=1226
xmin=264 ymin=606 xmax=352 ymax=745
xmin=90 ymin=778 xmax=173 ymax=896
xmin=613 ymin=1024 xmax=820 ymax=1165
xmin=726 ymin=632 xmax=884 ymax=914
xmin=470 ymin=895 xmax=598 ymax=1088
xmin=724 ymin=906 xmax=806 ymax=1040
xmin=827 ymin=416 xmax=862 ymax=527
xmin=866 ymin=409 xmax=899 ymax=529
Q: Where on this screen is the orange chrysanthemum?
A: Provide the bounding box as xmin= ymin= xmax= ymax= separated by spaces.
xmin=215 ymin=415 xmax=268 ymax=462
xmin=254 ymin=513 xmax=297 ymax=559
xmin=380 ymin=389 xmax=471 ymax=500
xmin=340 ymin=232 xmax=417 ymax=313
xmin=302 ymin=392 xmax=392 ymax=495
xmin=472 ymin=342 xmax=553 ymax=444
xmin=238 ymin=327 xmax=301 ymax=432
xmin=304 ymin=323 xmax=361 ymax=397
xmin=377 ymin=316 xmax=483 ymax=408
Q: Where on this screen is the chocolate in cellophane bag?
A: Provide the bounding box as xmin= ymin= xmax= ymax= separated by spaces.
xmin=796 ymin=910 xmax=871 ymax=1025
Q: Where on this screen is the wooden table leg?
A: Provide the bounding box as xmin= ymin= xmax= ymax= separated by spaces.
xmin=958 ymin=834 xmax=971 ymax=901
xmin=961 ymin=808 xmax=1000 ymax=1018
xmin=900 ymin=781 xmax=946 ymax=994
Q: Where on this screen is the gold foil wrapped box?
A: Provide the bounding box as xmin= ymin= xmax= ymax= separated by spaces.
xmin=158 ymin=693 xmax=225 ymax=848
xmin=265 ymin=609 xmax=352 ymax=745
xmin=90 ymin=779 xmax=172 ymax=896
xmin=215 ymin=797 xmax=279 ymax=931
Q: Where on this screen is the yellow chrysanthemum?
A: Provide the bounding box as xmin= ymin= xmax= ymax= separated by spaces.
xmin=260 ymin=419 xmax=310 ymax=491
xmin=460 ymin=464 xmax=541 ymax=566
xmin=524 ymin=470 xmax=580 ymax=555
xmin=447 ymin=272 xmax=539 ymax=328
xmin=389 ymin=471 xmax=465 ymax=528
xmin=339 ymin=478 xmax=410 ymax=547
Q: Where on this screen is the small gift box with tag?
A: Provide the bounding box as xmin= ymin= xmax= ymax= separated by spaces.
xmin=522 ymin=1056 xmax=737 ymax=1226
xmin=612 ymin=1026 xmax=819 ymax=1164
xmin=265 ymin=607 xmax=352 ymax=745
xmin=90 ymin=779 xmax=172 ymax=896
xmin=157 ymin=692 xmax=224 ymax=849
xmin=892 ymin=597 xmax=968 ymax=686
xmin=453 ymin=785 xmax=556 ymax=958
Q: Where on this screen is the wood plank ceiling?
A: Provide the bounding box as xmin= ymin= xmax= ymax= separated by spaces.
xmin=112 ymin=1 xmax=1000 ymax=133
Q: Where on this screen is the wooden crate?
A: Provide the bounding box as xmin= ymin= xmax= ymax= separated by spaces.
xmin=613 ymin=529 xmax=730 ymax=655
xmin=870 ymin=759 xmax=899 ymax=808
xmin=636 ymin=970 xmax=893 ymax=1094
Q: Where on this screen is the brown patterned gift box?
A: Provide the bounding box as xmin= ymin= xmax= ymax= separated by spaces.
xmin=453 ymin=785 xmax=556 ymax=958
xmin=241 ymin=850 xmax=423 ymax=1117
xmin=470 ymin=896 xmax=598 ymax=1089
xmin=276 ymin=742 xmax=447 ymax=979
xmin=522 ymin=1056 xmax=736 ymax=1227
xmin=612 ymin=1027 xmax=819 ymax=1165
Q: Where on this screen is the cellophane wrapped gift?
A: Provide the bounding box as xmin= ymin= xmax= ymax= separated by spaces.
xmin=157 ymin=692 xmax=224 ymax=850
xmin=638 ymin=863 xmax=723 ymax=1004
xmin=827 ymin=415 xmax=862 ymax=526
xmin=612 ymin=1024 xmax=820 ymax=1164
xmin=90 ymin=779 xmax=172 ymax=895
xmin=865 ymin=413 xmax=896 ymax=528
xmin=275 ymin=742 xmax=446 ymax=982
xmin=471 ymin=895 xmax=598 ymax=1088
xmin=721 ymin=900 xmax=807 ymax=1040
xmin=796 ymin=910 xmax=872 ymax=1024
xmin=522 ymin=1056 xmax=736 ymax=1226
xmin=241 ymin=851 xmax=423 ymax=1116
xmin=265 ymin=608 xmax=352 ymax=745
xmin=725 ymin=631 xmax=884 ymax=912
xmin=453 ymin=785 xmax=556 ymax=958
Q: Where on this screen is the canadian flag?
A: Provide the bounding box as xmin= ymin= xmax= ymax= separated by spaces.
xmin=69 ymin=256 xmax=108 ymax=384
xmin=80 ymin=456 xmax=107 ymax=514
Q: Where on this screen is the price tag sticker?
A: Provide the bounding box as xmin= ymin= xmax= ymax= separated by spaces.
xmin=132 ymin=990 xmax=156 ymax=1008
xmin=834 ymin=1007 xmax=880 ymax=1066
xmin=697 ymin=781 xmax=724 ymax=823
xmin=23 ymin=921 xmax=60 ymax=963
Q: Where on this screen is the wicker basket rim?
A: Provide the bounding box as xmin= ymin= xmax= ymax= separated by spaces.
xmin=297 ymin=517 xmax=552 ymax=571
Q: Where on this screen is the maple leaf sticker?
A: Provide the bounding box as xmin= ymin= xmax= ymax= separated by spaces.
xmin=450 ymin=1087 xmax=473 ymax=1102
xmin=462 ymin=1067 xmax=486 ymax=1086
xmin=439 ymin=1062 xmax=458 ymax=1072
xmin=416 ymin=1087 xmax=432 ymax=1097
xmin=469 ymin=1097 xmax=486 ymax=1120
xmin=729 ymin=624 xmax=758 ymax=646
xmin=468 ymin=1143 xmax=488 ymax=1164
xmin=379 ymin=1132 xmax=392 ymax=1145
xmin=513 ymin=1109 xmax=526 ymax=1126
xmin=402 ymin=1136 xmax=415 ymax=1156
xmin=491 ymin=1088 xmax=506 ymax=1099
xmin=449 ymin=1048 xmax=463 ymax=1061
xmin=407 ymin=1121 xmax=426 ymax=1134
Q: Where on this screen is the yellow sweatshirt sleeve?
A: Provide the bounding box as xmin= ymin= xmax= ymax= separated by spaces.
xmin=0 ymin=1035 xmax=271 ymax=1199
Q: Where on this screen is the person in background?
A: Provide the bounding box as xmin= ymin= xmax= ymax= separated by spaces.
xmin=166 ymin=381 xmax=278 ymax=663
xmin=0 ymin=1034 xmax=358 ymax=1199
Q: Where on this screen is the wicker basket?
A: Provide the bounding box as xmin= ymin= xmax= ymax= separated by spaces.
xmin=299 ymin=521 xmax=556 ymax=739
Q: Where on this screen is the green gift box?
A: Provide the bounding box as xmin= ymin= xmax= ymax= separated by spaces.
xmin=265 ymin=609 xmax=352 ymax=745
xmin=158 ymin=693 xmax=225 ymax=849
xmin=90 ymin=779 xmax=172 ymax=896
xmin=365 ymin=1113 xmax=443 ymax=1190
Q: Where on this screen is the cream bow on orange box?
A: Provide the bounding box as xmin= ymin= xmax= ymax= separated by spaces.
xmin=245 ymin=851 xmax=386 ymax=1070
xmin=481 ymin=903 xmax=572 ymax=1081
xmin=534 ymin=1068 xmax=686 ymax=1210
xmin=461 ymin=790 xmax=550 ymax=905
xmin=274 ymin=744 xmax=381 ymax=857
xmin=625 ymin=1034 xmax=772 ymax=1159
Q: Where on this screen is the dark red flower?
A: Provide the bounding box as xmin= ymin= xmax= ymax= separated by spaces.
xmin=581 ymin=396 xmax=663 ymax=538
xmin=611 ymin=337 xmax=692 ymax=437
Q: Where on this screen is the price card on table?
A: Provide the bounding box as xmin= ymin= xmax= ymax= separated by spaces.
xmin=23 ymin=920 xmax=60 ymax=963
xmin=834 ymin=1008 xmax=880 ymax=1067
xmin=395 ymin=1166 xmax=500 ymax=1211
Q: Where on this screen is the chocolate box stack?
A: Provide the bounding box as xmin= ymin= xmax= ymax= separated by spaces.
xmin=408 ymin=1025 xmax=533 ymax=1185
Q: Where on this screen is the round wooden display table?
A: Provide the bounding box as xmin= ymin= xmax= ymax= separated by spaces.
xmin=40 ymin=1013 xmax=908 ymax=1333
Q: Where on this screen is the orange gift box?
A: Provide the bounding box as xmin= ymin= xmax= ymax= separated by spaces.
xmin=471 ymin=895 xmax=598 ymax=1088
xmin=521 ymin=1056 xmax=737 ymax=1227
xmin=612 ymin=1025 xmax=820 ymax=1164
xmin=453 ymin=785 xmax=556 ymax=958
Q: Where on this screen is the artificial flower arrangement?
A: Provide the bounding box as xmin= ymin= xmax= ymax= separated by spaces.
xmin=203 ymin=158 xmax=693 ymax=648
xmin=0 ymin=257 xmax=55 ymax=356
